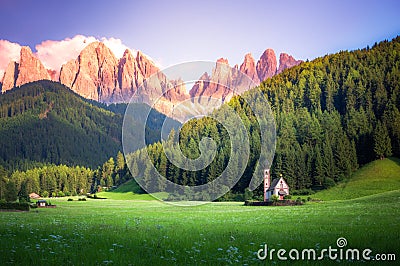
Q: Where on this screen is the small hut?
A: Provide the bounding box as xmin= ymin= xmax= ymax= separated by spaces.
xmin=29 ymin=193 xmax=41 ymax=199
xmin=36 ymin=200 xmax=47 ymax=207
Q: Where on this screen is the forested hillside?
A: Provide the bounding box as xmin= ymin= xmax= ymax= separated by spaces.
xmin=0 ymin=81 xmax=180 ymax=171
xmin=128 ymin=37 xmax=400 ymax=197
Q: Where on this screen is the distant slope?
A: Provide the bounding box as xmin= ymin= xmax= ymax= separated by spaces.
xmin=111 ymin=179 xmax=143 ymax=193
xmin=96 ymin=180 xmax=167 ymax=200
xmin=0 ymin=80 xmax=180 ymax=170
xmin=0 ymin=80 xmax=122 ymax=169
xmin=313 ymin=157 xmax=400 ymax=200
xmin=94 ymin=102 xmax=181 ymax=147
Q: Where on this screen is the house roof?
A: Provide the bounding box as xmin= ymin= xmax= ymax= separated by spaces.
xmin=29 ymin=193 xmax=41 ymax=199
xmin=267 ymin=177 xmax=289 ymax=191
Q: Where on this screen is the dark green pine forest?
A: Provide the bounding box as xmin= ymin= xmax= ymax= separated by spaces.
xmin=0 ymin=81 xmax=179 ymax=171
xmin=0 ymin=37 xmax=399 ymax=200
xmin=0 ymin=81 xmax=122 ymax=170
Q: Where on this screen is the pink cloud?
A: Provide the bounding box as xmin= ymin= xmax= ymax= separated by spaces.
xmin=0 ymin=35 xmax=150 ymax=81
xmin=35 ymin=35 xmax=98 ymax=72
xmin=0 ymin=40 xmax=21 ymax=79
xmin=35 ymin=35 xmax=135 ymax=72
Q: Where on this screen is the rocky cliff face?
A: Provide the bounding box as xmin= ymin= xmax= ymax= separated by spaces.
xmin=188 ymin=49 xmax=302 ymax=105
xmin=1 ymin=46 xmax=51 ymax=93
xmin=240 ymin=53 xmax=260 ymax=84
xmin=59 ymin=42 xmax=189 ymax=116
xmin=256 ymin=49 xmax=277 ymax=81
xmin=1 ymin=61 xmax=19 ymax=93
xmin=190 ymin=58 xmax=235 ymax=104
xmin=277 ymin=53 xmax=303 ymax=74
xmin=59 ymin=42 xmax=119 ymax=101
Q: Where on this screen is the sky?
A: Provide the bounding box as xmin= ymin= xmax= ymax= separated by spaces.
xmin=0 ymin=0 xmax=399 ymax=74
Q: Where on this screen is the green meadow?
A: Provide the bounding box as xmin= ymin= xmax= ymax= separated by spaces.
xmin=1 ymin=158 xmax=399 ymax=265
xmin=313 ymin=157 xmax=400 ymax=201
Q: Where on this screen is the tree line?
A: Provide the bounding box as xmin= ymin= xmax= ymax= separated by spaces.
xmin=0 ymin=152 xmax=132 ymax=201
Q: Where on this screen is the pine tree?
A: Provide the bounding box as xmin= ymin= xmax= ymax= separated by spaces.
xmin=5 ymin=181 xmax=18 ymax=202
xmin=116 ymin=151 xmax=125 ymax=174
xmin=314 ymin=146 xmax=324 ymax=186
xmin=373 ymin=121 xmax=392 ymax=160
xmin=0 ymin=166 xmax=8 ymax=200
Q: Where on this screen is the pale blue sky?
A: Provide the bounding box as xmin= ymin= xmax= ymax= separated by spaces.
xmin=0 ymin=0 xmax=399 ymax=67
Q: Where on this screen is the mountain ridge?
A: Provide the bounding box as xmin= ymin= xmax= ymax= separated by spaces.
xmin=1 ymin=40 xmax=302 ymax=118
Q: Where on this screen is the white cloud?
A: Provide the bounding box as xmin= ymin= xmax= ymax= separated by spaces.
xmin=101 ymin=37 xmax=134 ymax=58
xmin=0 ymin=40 xmax=21 ymax=79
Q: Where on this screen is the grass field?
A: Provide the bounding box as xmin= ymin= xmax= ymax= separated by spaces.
xmin=0 ymin=159 xmax=399 ymax=265
xmin=96 ymin=179 xmax=168 ymax=200
xmin=313 ymin=157 xmax=400 ymax=201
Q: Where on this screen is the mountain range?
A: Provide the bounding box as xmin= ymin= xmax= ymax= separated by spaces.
xmin=0 ymin=41 xmax=302 ymax=119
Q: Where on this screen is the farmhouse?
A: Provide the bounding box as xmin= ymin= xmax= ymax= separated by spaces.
xmin=263 ymin=170 xmax=290 ymax=201
xmin=36 ymin=200 xmax=47 ymax=207
xmin=29 ymin=193 xmax=41 ymax=199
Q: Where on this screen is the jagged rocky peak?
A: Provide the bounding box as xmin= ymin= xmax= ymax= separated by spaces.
xmin=240 ymin=53 xmax=260 ymax=84
xmin=16 ymin=46 xmax=51 ymax=87
xmin=59 ymin=41 xmax=120 ymax=101
xmin=256 ymin=48 xmax=277 ymax=82
xmin=277 ymin=53 xmax=303 ymax=74
xmin=1 ymin=46 xmax=52 ymax=92
xmin=1 ymin=61 xmax=19 ymax=93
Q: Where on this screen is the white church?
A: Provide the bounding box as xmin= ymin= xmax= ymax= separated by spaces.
xmin=263 ymin=169 xmax=290 ymax=201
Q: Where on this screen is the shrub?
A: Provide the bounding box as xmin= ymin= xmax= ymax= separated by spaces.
xmin=87 ymin=194 xmax=106 ymax=199
xmin=244 ymin=188 xmax=254 ymax=201
xmin=233 ymin=193 xmax=244 ymax=202
xmin=67 ymin=198 xmax=73 ymax=201
xmin=0 ymin=202 xmax=30 ymax=211
xmin=5 ymin=181 xmax=18 ymax=202
xmin=284 ymin=195 xmax=292 ymax=200
xmin=19 ymin=196 xmax=30 ymax=203
xmin=271 ymin=195 xmax=279 ymax=202
xmin=323 ymin=178 xmax=336 ymax=188
xmin=78 ymin=198 xmax=87 ymax=201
